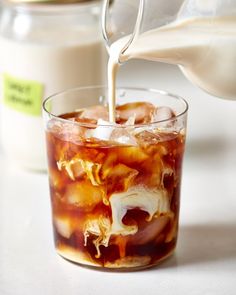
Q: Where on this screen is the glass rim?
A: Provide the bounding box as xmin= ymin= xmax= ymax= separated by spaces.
xmin=42 ymin=85 xmax=189 ymax=129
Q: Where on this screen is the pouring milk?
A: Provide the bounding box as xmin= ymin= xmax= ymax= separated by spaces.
xmin=105 ymin=1 xmax=236 ymax=122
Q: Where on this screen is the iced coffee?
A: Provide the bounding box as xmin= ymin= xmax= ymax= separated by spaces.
xmin=43 ymin=87 xmax=188 ymax=270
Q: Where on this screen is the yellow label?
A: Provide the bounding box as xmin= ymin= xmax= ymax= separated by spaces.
xmin=3 ymin=73 xmax=44 ymax=116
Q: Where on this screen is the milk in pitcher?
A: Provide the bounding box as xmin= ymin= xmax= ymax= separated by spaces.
xmin=107 ymin=15 xmax=236 ymax=120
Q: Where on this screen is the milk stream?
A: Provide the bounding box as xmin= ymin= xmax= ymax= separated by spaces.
xmin=108 ymin=16 xmax=236 ymax=122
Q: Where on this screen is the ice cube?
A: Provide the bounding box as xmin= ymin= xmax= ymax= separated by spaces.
xmin=99 ymin=152 xmax=118 ymax=181
xmin=57 ymin=158 xmax=84 ymax=181
xmin=106 ymin=163 xmax=138 ymax=192
xmin=125 ymin=114 xmax=136 ymax=126
xmin=80 ymin=105 xmax=109 ymax=121
xmin=74 ymin=117 xmax=97 ymax=125
xmin=135 ymin=130 xmax=161 ymax=145
xmin=152 ymin=106 xmax=175 ymax=122
xmin=65 ymin=180 xmax=103 ymax=210
xmin=54 ymin=216 xmax=74 ymax=239
xmin=110 ymin=127 xmax=137 ymax=145
xmin=117 ymin=146 xmax=149 ymax=165
xmin=50 ymin=120 xmax=85 ymax=144
xmin=49 ymin=167 xmax=69 ymax=189
xmin=116 ymin=102 xmax=155 ymax=124
xmin=128 ymin=216 xmax=170 ymax=245
xmin=85 ymin=119 xmax=115 ymax=141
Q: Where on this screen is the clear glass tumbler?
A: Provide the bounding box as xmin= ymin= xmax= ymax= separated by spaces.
xmin=43 ymin=86 xmax=188 ymax=270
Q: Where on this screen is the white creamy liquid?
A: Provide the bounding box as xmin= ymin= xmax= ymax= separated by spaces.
xmin=108 ymin=16 xmax=236 ymax=121
xmin=0 ymin=30 xmax=107 ymax=170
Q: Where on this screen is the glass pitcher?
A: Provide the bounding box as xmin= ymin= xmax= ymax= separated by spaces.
xmin=102 ymin=0 xmax=236 ymax=100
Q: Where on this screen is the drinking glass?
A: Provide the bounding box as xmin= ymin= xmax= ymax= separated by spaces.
xmin=43 ymin=86 xmax=188 ymax=270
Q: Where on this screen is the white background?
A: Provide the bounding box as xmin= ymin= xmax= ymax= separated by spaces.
xmin=0 ymin=61 xmax=236 ymax=295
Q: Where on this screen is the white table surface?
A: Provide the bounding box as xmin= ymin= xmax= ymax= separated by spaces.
xmin=0 ymin=62 xmax=236 ymax=295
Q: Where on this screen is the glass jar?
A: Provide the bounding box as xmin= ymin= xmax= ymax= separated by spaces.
xmin=0 ymin=0 xmax=106 ymax=171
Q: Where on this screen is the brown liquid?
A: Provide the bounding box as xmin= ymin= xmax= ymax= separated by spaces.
xmin=46 ymin=104 xmax=185 ymax=269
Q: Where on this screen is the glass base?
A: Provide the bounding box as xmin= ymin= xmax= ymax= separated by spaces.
xmin=56 ymin=246 xmax=176 ymax=272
